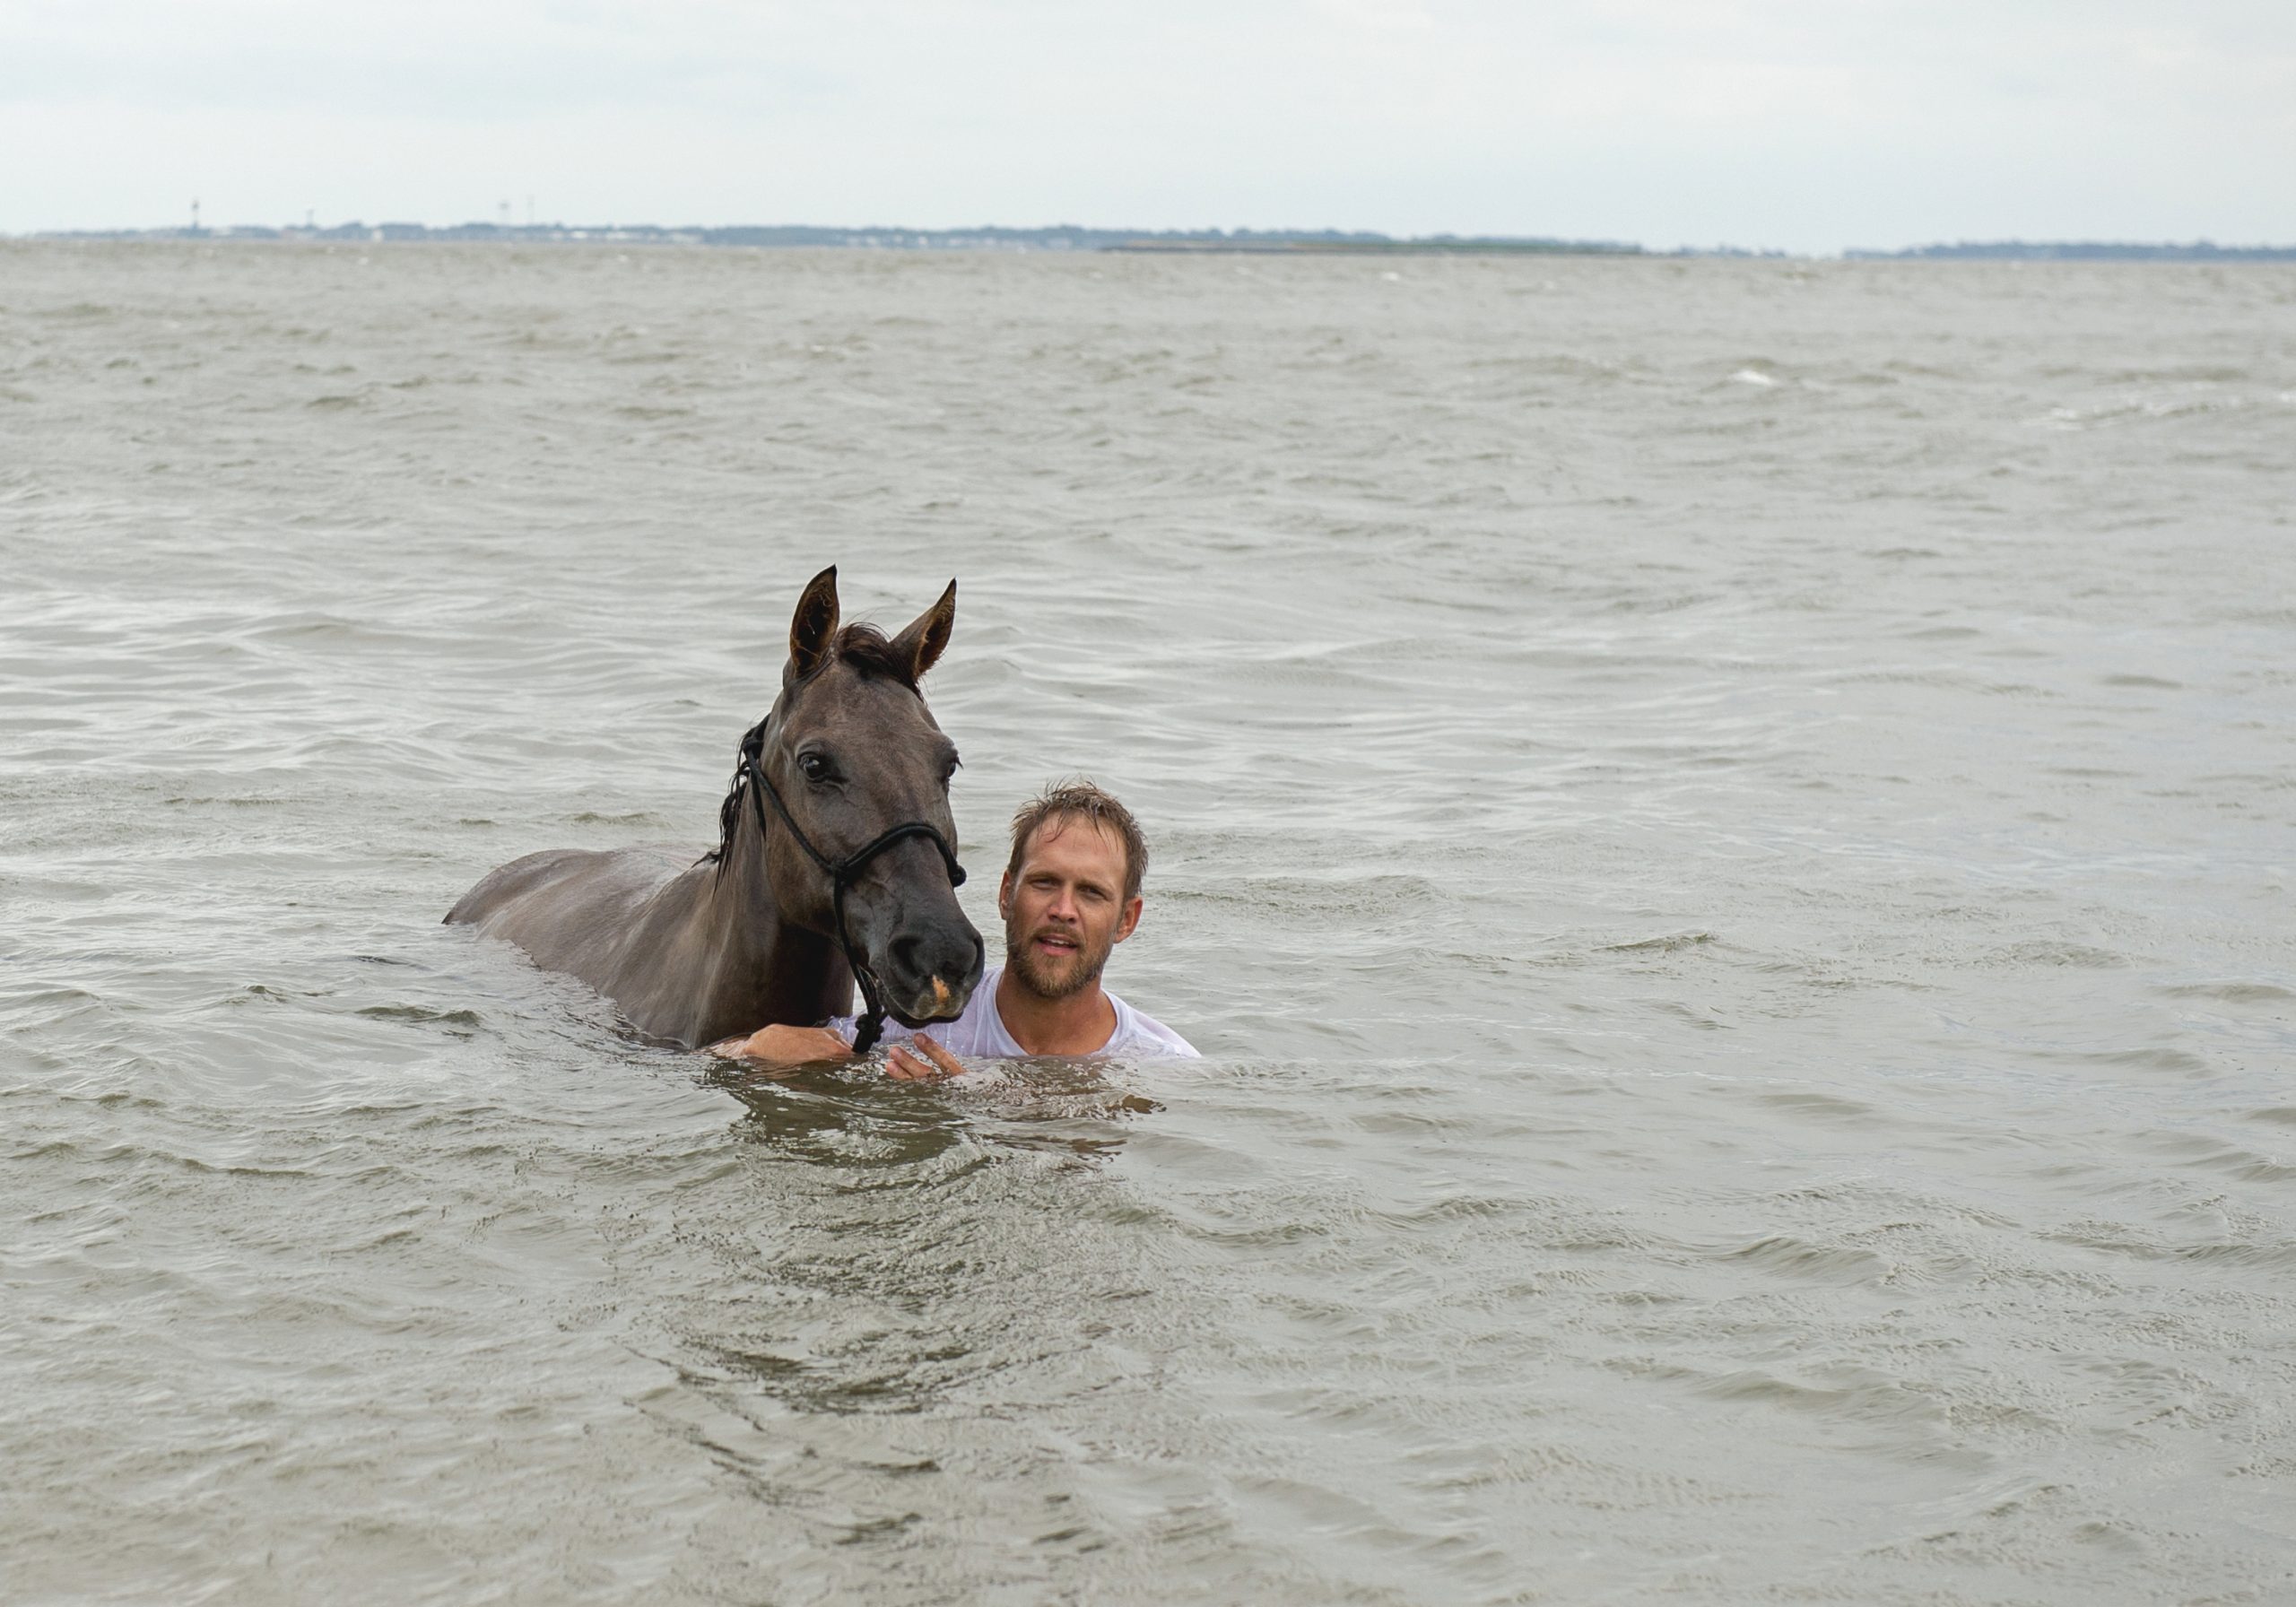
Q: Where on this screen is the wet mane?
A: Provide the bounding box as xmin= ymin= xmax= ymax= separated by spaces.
xmin=706 ymin=625 xmax=919 ymax=868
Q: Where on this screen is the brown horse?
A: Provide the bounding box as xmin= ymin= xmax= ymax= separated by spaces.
xmin=445 ymin=567 xmax=984 ymax=1048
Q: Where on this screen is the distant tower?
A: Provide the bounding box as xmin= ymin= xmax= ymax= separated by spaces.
xmin=190 ymin=197 xmax=201 ymax=233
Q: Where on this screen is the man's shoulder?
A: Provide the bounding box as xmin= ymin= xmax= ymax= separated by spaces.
xmin=1106 ymin=992 xmax=1202 ymax=1059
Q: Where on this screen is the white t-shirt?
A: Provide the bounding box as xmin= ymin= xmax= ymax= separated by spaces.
xmin=830 ymin=964 xmax=1200 ymax=1059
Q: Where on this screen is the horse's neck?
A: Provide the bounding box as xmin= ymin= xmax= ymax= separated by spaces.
xmin=678 ymin=821 xmax=850 ymax=1040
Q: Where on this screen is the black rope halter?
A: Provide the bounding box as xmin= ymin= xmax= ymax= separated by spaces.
xmin=730 ymin=717 xmax=968 ymax=1054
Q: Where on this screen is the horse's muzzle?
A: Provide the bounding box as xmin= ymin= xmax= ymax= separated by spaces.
xmin=882 ymin=925 xmax=985 ymax=1028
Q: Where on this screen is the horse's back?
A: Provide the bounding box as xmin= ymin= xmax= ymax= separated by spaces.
xmin=445 ymin=844 xmax=700 ymax=980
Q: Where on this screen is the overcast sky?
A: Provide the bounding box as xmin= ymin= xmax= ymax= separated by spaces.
xmin=5 ymin=0 xmax=2292 ymax=253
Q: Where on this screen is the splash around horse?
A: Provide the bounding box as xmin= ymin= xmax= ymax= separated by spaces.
xmin=445 ymin=567 xmax=985 ymax=1048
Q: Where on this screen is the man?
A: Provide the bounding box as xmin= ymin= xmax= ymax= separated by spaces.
xmin=714 ymin=781 xmax=1198 ymax=1078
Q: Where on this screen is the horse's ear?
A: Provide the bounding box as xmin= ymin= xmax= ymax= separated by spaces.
xmin=891 ymin=578 xmax=956 ymax=683
xmin=787 ymin=565 xmax=840 ymax=683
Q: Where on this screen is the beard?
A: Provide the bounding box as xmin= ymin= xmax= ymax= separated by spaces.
xmin=1003 ymin=915 xmax=1114 ymax=1002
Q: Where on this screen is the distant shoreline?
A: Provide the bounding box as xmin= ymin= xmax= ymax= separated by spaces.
xmin=1846 ymin=239 xmax=2296 ymax=263
xmin=11 ymin=222 xmax=1649 ymax=256
xmin=1102 ymin=239 xmax=1635 ymax=256
xmin=10 ymin=223 xmax=2295 ymax=262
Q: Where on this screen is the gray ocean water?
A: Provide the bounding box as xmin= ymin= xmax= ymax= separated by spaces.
xmin=4 ymin=241 xmax=2293 ymax=1604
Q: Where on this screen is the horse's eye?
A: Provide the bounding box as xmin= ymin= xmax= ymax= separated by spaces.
xmin=798 ymin=752 xmax=830 ymax=783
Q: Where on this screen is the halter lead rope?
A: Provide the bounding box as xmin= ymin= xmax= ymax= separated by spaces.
xmin=733 ymin=717 xmax=967 ymax=1054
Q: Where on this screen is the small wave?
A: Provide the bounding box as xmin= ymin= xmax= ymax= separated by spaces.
xmin=1752 ymin=1090 xmax=1878 ymax=1123
xmin=1716 ymin=1234 xmax=1891 ymax=1284
xmin=1981 ymin=942 xmax=2128 ymax=969
xmin=2159 ymin=981 xmax=2295 ymax=1004
xmin=355 ymin=1004 xmax=484 ymax=1029
xmin=1601 ymin=931 xmax=1715 ymax=954
xmin=2040 ymin=387 xmax=2248 ymax=429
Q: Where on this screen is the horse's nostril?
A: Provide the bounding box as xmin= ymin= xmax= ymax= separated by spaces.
xmin=889 ymin=934 xmax=925 ymax=977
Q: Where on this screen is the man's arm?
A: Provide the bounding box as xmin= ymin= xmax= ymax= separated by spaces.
xmin=709 ymin=1024 xmax=853 ymax=1064
xmin=710 ymin=1025 xmax=968 ymax=1081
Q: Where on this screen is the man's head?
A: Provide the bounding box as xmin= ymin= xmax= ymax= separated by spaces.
xmin=997 ymin=782 xmax=1147 ymax=1002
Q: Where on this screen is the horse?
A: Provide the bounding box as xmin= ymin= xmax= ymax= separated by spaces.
xmin=445 ymin=566 xmax=985 ymax=1050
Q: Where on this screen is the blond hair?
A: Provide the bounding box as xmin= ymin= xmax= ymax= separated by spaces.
xmin=1006 ymin=781 xmax=1147 ymax=903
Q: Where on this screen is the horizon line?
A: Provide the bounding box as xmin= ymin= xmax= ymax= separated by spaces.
xmin=11 ymin=220 xmax=2296 ymax=263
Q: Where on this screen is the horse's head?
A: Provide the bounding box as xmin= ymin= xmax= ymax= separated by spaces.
xmin=755 ymin=565 xmax=984 ymax=1029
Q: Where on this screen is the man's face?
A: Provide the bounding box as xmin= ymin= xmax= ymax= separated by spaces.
xmin=999 ymin=815 xmax=1143 ymax=1001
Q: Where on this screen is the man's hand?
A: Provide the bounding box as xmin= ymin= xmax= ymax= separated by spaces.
xmin=884 ymin=1034 xmax=966 ymax=1081
xmin=709 ymin=1024 xmax=964 ymax=1081
xmin=709 ymin=1024 xmax=853 ymax=1065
